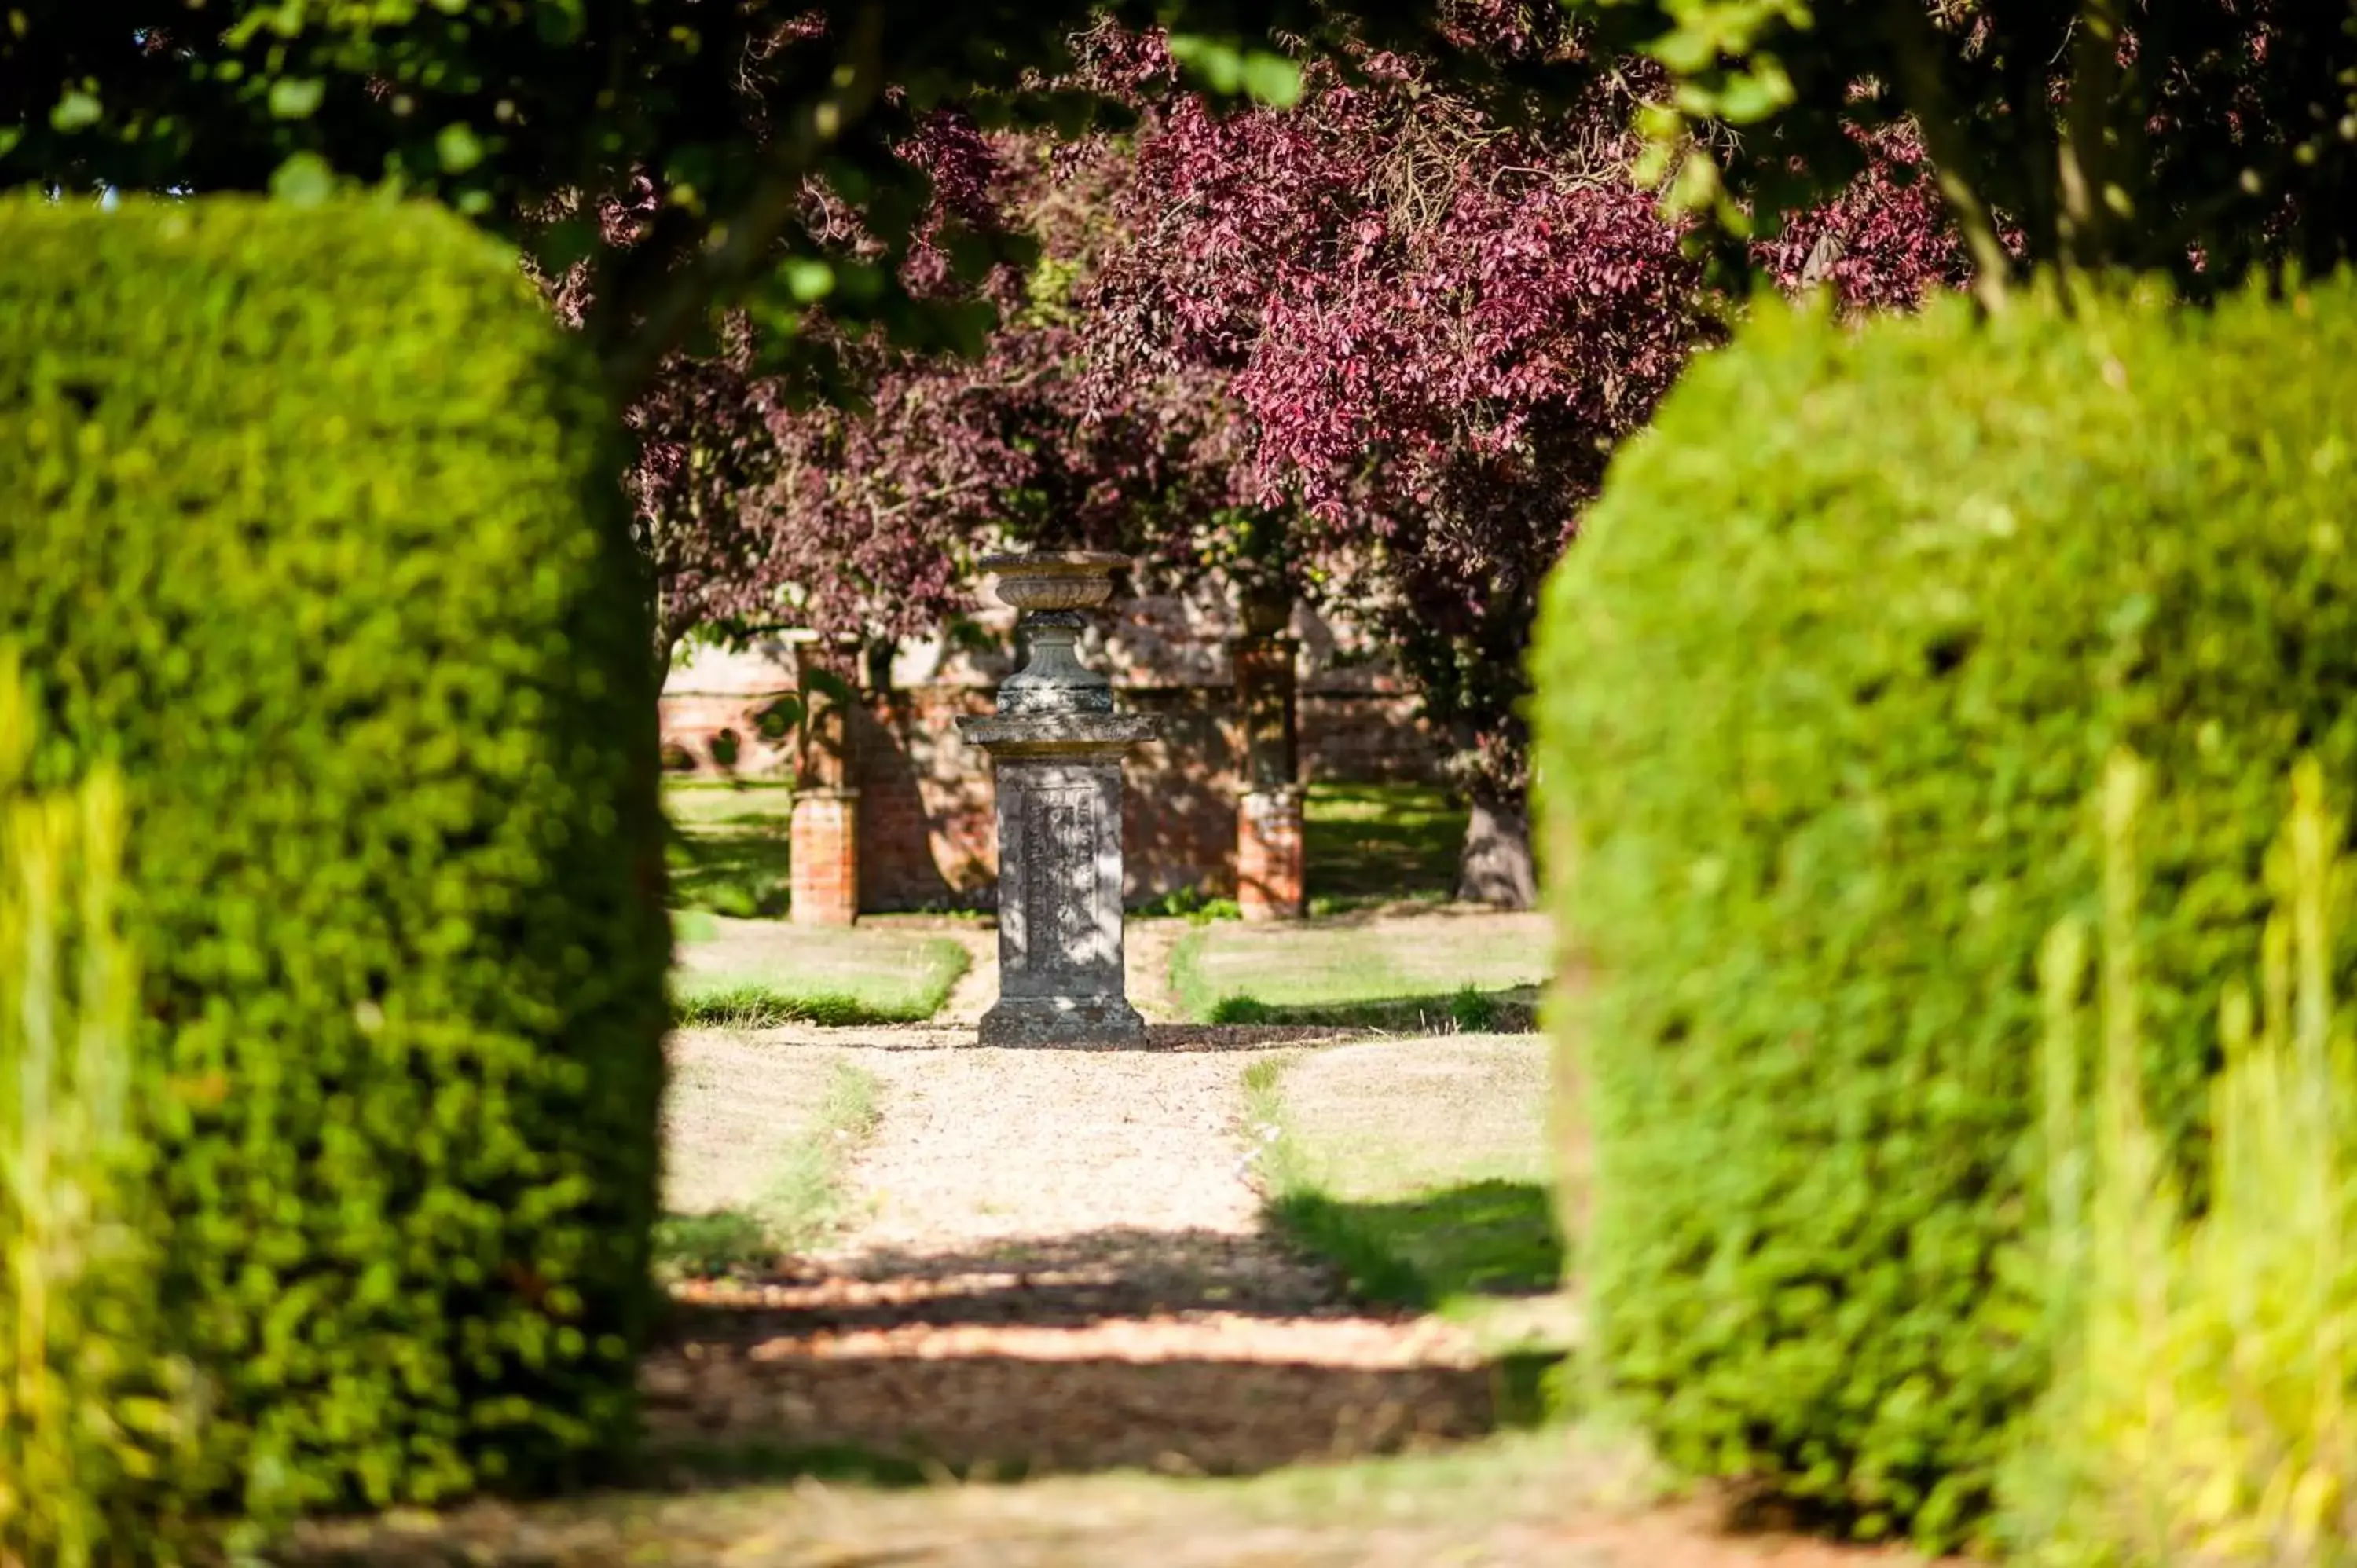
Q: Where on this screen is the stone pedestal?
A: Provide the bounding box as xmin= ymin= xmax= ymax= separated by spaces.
xmin=790 ymin=787 xmax=860 ymax=927
xmin=959 ymin=553 xmax=1157 ymax=1046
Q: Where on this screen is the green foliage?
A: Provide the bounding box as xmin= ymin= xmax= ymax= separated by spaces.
xmin=648 ymin=1211 xmax=778 ymax=1283
xmin=668 ymin=819 xmax=793 ymax=919
xmin=1241 ymin=1052 xmax=1567 ymax=1426
xmin=1534 ymin=276 xmax=2357 ymax=1545
xmin=1573 ymin=0 xmax=2357 ymax=291
xmin=1208 ymin=993 xmax=1280 ymax=1026
xmin=1264 ymin=1180 xmax=1564 ymax=1312
xmin=1 ymin=1 xmax=1481 ymax=393
xmin=1131 ymin=885 xmax=1242 ymax=923
xmin=1164 ymin=35 xmax=1303 ymax=107
xmin=0 ymin=199 xmax=669 ymax=1517
xmin=672 ymin=979 xmax=939 ymax=1029
xmin=671 ymin=910 xmax=724 ymax=946
xmin=2009 ymin=756 xmax=2357 ymax=1565
xmin=1243 ymin=1059 xmax=1561 ymax=1308
xmin=1447 ymin=984 xmax=1501 ymax=1033
xmin=0 ymin=667 xmax=205 ymax=1564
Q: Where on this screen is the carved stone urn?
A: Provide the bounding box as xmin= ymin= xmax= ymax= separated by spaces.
xmin=957 ymin=551 xmax=1157 ymax=1046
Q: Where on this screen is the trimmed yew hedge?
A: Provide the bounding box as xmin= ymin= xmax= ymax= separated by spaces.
xmin=0 ymin=197 xmax=669 ymax=1518
xmin=1534 ymin=277 xmax=2357 ymax=1544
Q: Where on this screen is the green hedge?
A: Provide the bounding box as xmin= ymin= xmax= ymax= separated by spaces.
xmin=0 ymin=198 xmax=669 ymax=1519
xmin=1534 ymin=277 xmax=2357 ymax=1544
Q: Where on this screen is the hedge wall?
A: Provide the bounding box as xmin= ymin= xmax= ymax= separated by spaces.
xmin=1534 ymin=277 xmax=2357 ymax=1544
xmin=0 ymin=198 xmax=669 ymax=1516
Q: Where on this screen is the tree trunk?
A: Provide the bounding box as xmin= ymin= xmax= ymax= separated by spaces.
xmin=1457 ymin=786 xmax=1538 ymax=909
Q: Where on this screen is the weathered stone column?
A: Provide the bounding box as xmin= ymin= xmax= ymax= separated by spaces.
xmin=959 ymin=552 xmax=1157 ymax=1045
xmin=1232 ymin=591 xmax=1305 ymax=921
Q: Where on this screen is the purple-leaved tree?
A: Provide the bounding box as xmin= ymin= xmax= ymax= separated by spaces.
xmin=633 ymin=18 xmax=1965 ymax=898
xmin=1082 ymin=27 xmax=1963 ymax=899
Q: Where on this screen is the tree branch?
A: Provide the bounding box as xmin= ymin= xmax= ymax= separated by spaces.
xmin=2056 ymin=0 xmax=2129 ymax=275
xmin=1881 ymin=0 xmax=2014 ymax=312
xmin=596 ymin=3 xmax=891 ymax=401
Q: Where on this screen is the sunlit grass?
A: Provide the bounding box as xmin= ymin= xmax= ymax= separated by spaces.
xmin=651 ymin=1061 xmax=883 ymax=1280
xmin=1302 ymin=782 xmax=1464 ymax=907
xmin=671 ymin=921 xmax=969 ymax=1028
xmin=1170 ymin=914 xmax=1545 ymax=1029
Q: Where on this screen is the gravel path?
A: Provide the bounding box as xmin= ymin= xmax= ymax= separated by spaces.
xmin=263 ymin=895 xmax=1948 ymax=1568
xmin=639 ymin=1017 xmax=1505 ymax=1472
xmin=302 ymin=962 xmax=1941 ymax=1566
xmin=835 ymin=1041 xmax=1277 ymax=1254
xmin=619 ymin=920 xmax=1929 ymax=1568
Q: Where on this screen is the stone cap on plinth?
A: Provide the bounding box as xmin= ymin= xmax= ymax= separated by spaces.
xmin=957 ymin=711 xmax=1158 ymax=760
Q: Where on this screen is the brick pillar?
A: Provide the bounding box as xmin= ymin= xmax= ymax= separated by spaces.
xmin=1237 ymin=785 xmax=1305 ymax=921
xmin=790 ymin=787 xmax=860 ymax=926
xmin=1233 ymin=606 xmax=1303 ymax=921
xmin=790 ymin=640 xmax=859 ymax=925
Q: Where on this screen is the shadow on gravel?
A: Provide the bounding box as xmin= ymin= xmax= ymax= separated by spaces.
xmin=637 ymin=1226 xmax=1560 ymax=1487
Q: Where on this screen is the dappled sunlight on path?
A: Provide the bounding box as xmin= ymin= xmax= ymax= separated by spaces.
xmin=637 ymin=1033 xmax=1516 ymax=1478
xmin=288 ymin=1020 xmax=1956 ymax=1567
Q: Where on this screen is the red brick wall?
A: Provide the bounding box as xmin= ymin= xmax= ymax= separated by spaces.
xmin=1301 ymin=691 xmax=1445 ymax=783
xmin=1120 ymin=688 xmax=1244 ymax=906
xmin=662 ymin=689 xmax=796 ymax=775
xmin=841 ymin=685 xmax=1246 ymax=911
xmin=661 ymin=676 xmax=1444 ymax=914
xmin=847 ymin=689 xmax=995 ymax=910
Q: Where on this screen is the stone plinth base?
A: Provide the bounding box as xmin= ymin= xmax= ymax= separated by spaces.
xmin=957 ymin=712 xmax=1157 ymax=1047
xmin=789 ymin=787 xmax=859 ymax=926
xmin=1237 ymin=786 xmax=1306 ymax=921
xmin=977 ymin=993 xmax=1148 ymax=1046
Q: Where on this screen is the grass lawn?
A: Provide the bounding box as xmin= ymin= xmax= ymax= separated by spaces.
xmin=672 ymin=913 xmax=970 ymax=1026
xmin=654 ymin=1051 xmax=882 ymax=1279
xmin=1245 ymin=1035 xmax=1571 ymax=1376
xmin=1303 ymin=782 xmax=1465 ymax=912
xmin=665 ymin=779 xmax=795 ymax=918
xmin=665 ymin=779 xmax=1471 ymax=921
xmin=1169 ymin=910 xmax=1549 ymax=1028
